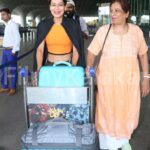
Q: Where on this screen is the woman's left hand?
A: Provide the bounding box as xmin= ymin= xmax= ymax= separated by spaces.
xmin=85 ymin=66 xmax=90 ymax=77
xmin=141 ymin=78 xmax=150 ymax=97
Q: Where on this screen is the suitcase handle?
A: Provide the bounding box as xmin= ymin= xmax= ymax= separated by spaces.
xmin=53 ymin=61 xmax=72 ymax=67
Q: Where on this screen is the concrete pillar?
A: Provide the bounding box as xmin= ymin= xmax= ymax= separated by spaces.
xmin=35 ymin=16 xmax=41 ymax=26
xmin=20 ymin=13 xmax=27 ymax=27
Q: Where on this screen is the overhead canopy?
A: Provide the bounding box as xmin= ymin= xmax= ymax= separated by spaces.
xmin=0 ymin=0 xmax=149 ymax=22
xmin=0 ymin=0 xmax=111 ymax=17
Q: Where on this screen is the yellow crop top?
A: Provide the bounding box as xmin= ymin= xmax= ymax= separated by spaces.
xmin=45 ymin=24 xmax=73 ymax=55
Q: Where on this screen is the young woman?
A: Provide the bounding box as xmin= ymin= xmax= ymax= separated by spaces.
xmin=35 ymin=0 xmax=85 ymax=70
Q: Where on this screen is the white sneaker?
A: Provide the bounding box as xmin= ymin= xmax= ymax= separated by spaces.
xmin=121 ymin=143 xmax=132 ymax=150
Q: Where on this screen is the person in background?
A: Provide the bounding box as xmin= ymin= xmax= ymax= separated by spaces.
xmin=35 ymin=0 xmax=85 ymax=71
xmin=64 ymin=0 xmax=89 ymax=39
xmin=86 ymin=0 xmax=150 ymax=149
xmin=0 ymin=8 xmax=21 ymax=95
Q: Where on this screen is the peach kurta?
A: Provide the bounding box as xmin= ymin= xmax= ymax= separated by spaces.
xmin=88 ymin=24 xmax=148 ymax=138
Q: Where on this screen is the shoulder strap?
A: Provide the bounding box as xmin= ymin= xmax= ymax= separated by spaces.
xmin=101 ymin=24 xmax=111 ymax=55
xmin=96 ymin=24 xmax=111 ymax=69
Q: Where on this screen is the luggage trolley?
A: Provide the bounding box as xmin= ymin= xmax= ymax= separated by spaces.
xmin=20 ymin=62 xmax=98 ymax=150
xmin=20 ymin=62 xmax=95 ymax=128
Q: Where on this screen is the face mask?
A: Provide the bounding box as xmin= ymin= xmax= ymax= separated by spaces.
xmin=64 ymin=10 xmax=74 ymax=18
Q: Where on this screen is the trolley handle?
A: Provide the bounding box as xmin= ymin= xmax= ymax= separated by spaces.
xmin=53 ymin=61 xmax=72 ymax=67
xmin=20 ymin=68 xmax=31 ymax=77
xmin=89 ymin=67 xmax=95 ymax=77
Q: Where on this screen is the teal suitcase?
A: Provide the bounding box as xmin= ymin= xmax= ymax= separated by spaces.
xmin=38 ymin=61 xmax=84 ymax=87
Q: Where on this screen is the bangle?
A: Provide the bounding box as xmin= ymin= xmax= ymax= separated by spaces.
xmin=87 ymin=65 xmax=92 ymax=68
xmin=143 ymin=75 xmax=150 ymax=78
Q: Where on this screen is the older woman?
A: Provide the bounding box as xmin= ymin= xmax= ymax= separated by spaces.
xmin=35 ymin=0 xmax=85 ymax=70
xmin=86 ymin=0 xmax=150 ymax=150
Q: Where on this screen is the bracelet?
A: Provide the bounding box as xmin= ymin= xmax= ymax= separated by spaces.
xmin=143 ymin=75 xmax=150 ymax=78
xmin=87 ymin=65 xmax=92 ymax=68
